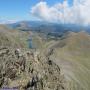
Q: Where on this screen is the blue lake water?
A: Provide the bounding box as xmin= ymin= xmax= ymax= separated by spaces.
xmin=27 ymin=38 xmax=33 ymax=49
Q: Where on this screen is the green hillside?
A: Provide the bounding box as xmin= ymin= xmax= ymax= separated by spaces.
xmin=49 ymin=32 xmax=90 ymax=90
xmin=0 ymin=25 xmax=29 ymax=48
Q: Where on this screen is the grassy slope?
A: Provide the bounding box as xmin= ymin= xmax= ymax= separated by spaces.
xmin=33 ymin=31 xmax=90 ymax=90
xmin=51 ymin=32 xmax=90 ymax=90
xmin=0 ymin=25 xmax=29 ymax=49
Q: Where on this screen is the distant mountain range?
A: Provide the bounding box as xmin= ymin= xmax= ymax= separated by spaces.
xmin=7 ymin=21 xmax=90 ymax=33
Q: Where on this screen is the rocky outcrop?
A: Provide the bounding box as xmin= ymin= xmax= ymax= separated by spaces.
xmin=0 ymin=46 xmax=66 ymax=90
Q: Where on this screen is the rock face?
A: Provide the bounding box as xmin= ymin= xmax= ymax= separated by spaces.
xmin=0 ymin=46 xmax=66 ymax=90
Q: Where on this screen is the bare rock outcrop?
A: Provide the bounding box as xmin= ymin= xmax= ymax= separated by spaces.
xmin=0 ymin=46 xmax=66 ymax=90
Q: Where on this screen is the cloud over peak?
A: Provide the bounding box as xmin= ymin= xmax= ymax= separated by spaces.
xmin=31 ymin=0 xmax=90 ymax=25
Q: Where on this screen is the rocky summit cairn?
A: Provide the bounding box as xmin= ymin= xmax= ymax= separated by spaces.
xmin=0 ymin=46 xmax=66 ymax=90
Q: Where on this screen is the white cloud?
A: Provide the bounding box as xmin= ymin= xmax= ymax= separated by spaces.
xmin=0 ymin=19 xmax=17 ymax=24
xmin=30 ymin=0 xmax=90 ymax=25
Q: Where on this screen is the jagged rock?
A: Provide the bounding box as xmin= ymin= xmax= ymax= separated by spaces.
xmin=0 ymin=46 xmax=66 ymax=90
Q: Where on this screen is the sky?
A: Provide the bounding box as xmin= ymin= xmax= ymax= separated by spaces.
xmin=0 ymin=0 xmax=37 ymax=21
xmin=0 ymin=0 xmax=90 ymax=25
xmin=0 ymin=0 xmax=73 ymax=21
